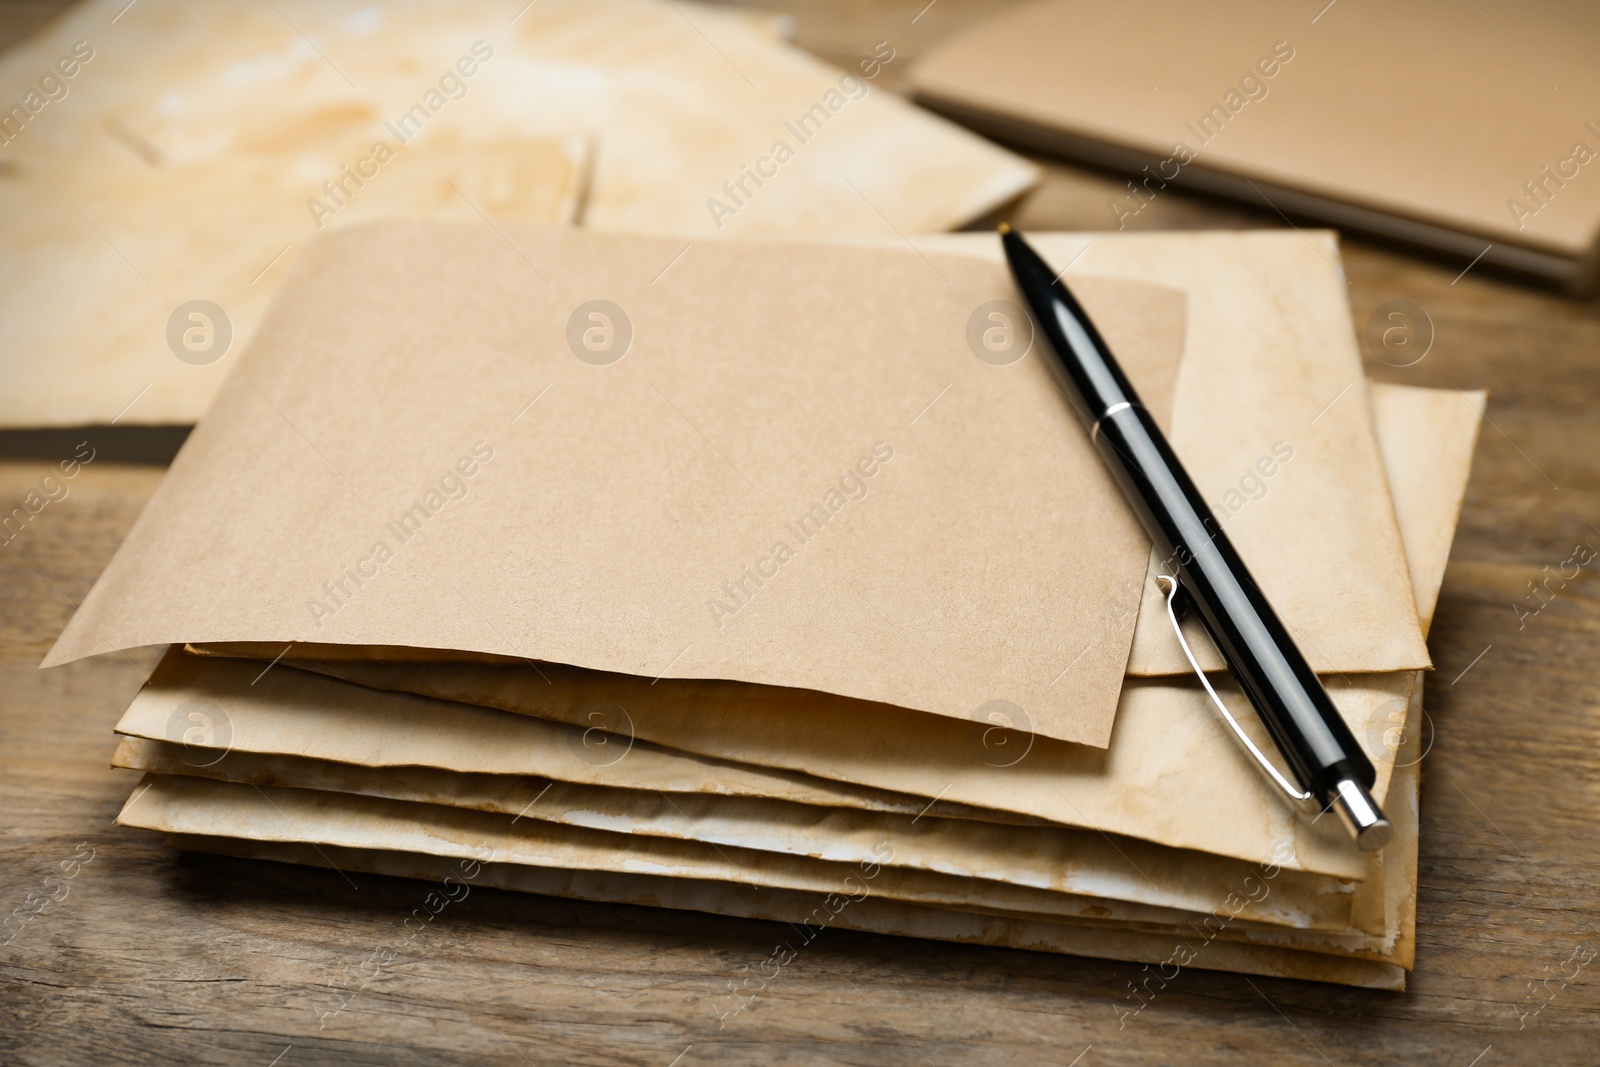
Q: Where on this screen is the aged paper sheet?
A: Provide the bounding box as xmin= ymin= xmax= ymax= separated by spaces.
xmin=49 ymin=227 xmax=1186 ymax=747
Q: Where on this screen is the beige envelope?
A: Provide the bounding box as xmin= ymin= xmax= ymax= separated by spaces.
xmin=47 ymin=226 xmax=1189 ymax=749
xmin=120 ymin=672 xmax=1418 ymax=966
xmin=113 ymin=380 xmax=1479 ymax=917
xmin=127 ymin=380 xmax=1462 ymax=985
xmin=1371 ymin=386 xmax=1483 ymax=634
xmin=907 ymin=0 xmax=1600 ymax=287
xmin=135 ymin=387 xmax=1454 ymax=983
xmin=118 ymin=666 xmax=1425 ymax=970
xmin=122 ymin=772 xmax=1331 ymax=939
xmin=161 ymin=833 xmax=1407 ymax=990
xmin=115 ymin=428 xmax=1449 ymax=984
xmin=113 ymin=734 xmax=1355 ymax=933
xmin=0 ymin=0 xmax=1035 ymax=427
xmin=112 ymin=655 xmax=1041 ymax=826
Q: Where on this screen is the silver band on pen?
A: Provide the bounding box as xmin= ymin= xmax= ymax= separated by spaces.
xmin=1089 ymin=400 xmax=1140 ymax=442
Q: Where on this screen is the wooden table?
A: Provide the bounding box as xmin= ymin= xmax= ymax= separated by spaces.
xmin=3 ymin=2 xmax=1598 ymax=1063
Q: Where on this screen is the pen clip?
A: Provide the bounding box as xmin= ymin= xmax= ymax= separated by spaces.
xmin=1154 ymin=574 xmax=1313 ymax=804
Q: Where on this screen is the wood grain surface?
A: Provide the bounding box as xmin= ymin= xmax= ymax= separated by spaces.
xmin=4 ymin=2 xmax=1599 ymax=1064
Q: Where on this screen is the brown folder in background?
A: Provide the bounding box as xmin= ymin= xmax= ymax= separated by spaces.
xmin=908 ymin=0 xmax=1600 ymax=289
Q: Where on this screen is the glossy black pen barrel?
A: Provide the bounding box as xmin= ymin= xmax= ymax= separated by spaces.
xmin=1092 ymin=404 xmax=1372 ymax=794
xmin=1001 ymin=230 xmax=1141 ymax=422
xmin=1000 ymin=228 xmax=1377 ymax=806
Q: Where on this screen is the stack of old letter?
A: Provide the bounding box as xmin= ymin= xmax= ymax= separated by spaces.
xmin=48 ymin=220 xmax=1479 ymax=993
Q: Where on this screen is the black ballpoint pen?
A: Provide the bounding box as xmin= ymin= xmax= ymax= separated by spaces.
xmin=999 ymin=224 xmax=1391 ymax=851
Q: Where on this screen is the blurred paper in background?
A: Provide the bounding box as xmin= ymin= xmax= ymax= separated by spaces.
xmin=0 ymin=0 xmax=1037 ymax=427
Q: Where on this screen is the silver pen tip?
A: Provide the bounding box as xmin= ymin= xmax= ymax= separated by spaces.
xmin=1331 ymin=776 xmax=1392 ymax=851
